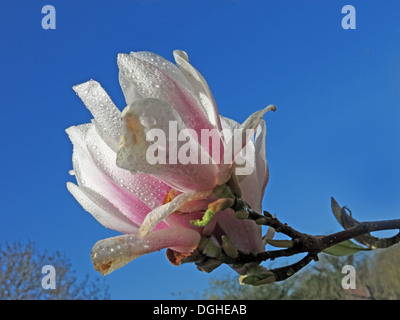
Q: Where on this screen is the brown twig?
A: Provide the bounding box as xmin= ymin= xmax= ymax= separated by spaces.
xmin=221 ymin=197 xmax=400 ymax=283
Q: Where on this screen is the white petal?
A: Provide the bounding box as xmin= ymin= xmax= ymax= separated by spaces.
xmin=73 ymin=80 xmax=121 ymax=152
xmin=91 ymin=227 xmax=201 ymax=275
xmin=119 ymin=71 xmax=143 ymax=106
xmin=218 ymin=117 xmax=269 ymax=211
xmin=220 ymin=115 xmax=240 ymax=131
xmin=219 ymin=116 xmax=254 ymax=182
xmin=239 ymin=120 xmax=268 ymax=212
xmin=218 ymin=105 xmax=275 ymax=184
xmin=173 ymin=50 xmax=222 ymax=131
xmin=139 ymin=189 xmax=213 ymax=237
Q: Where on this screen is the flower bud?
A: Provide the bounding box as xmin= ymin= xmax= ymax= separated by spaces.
xmin=208 ymin=198 xmax=234 ymax=213
xmin=227 ymin=173 xmax=242 ymax=198
xmin=196 ymin=259 xmax=223 ymax=273
xmin=191 ymin=198 xmax=234 ymax=227
xmin=234 ymin=209 xmax=249 ymax=220
xmin=202 ymin=237 xmax=221 ymax=258
xmin=196 ymin=236 xmax=209 ymax=252
xmin=239 ymin=270 xmax=276 ymax=286
xmin=221 ymin=235 xmax=239 ymax=259
xmin=213 ymin=184 xmax=235 ymax=199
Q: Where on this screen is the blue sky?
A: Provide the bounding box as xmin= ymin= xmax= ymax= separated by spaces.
xmin=1 ymin=0 xmax=400 ymax=299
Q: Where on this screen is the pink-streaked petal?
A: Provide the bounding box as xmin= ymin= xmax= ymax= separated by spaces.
xmin=165 ymin=211 xmax=219 ymax=237
xmin=139 ymin=190 xmax=213 ymax=237
xmin=73 ymin=80 xmax=121 ymax=152
xmin=67 ymin=182 xmax=138 ymax=234
xmin=130 ymin=51 xmax=197 ymax=100
xmin=116 ymin=98 xmax=219 ymax=192
xmin=165 ymin=211 xmax=205 ymax=230
xmin=91 ymin=227 xmax=201 ymax=275
xmin=216 ymin=209 xmax=264 ymax=254
xmin=84 ymin=124 xmax=171 ymax=210
xmin=173 ymin=50 xmax=222 ymax=131
xmin=117 ymin=53 xmax=223 ymax=160
xmin=66 ymin=125 xmax=167 ymax=230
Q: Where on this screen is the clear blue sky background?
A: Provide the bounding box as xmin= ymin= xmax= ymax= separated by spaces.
xmin=1 ymin=0 xmax=400 ymax=299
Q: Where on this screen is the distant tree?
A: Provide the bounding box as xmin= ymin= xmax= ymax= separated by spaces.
xmin=204 ymin=274 xmax=296 ymax=300
xmin=0 ymin=241 xmax=110 ymax=300
xmin=289 ymin=254 xmax=369 ymax=300
xmin=360 ymin=243 xmax=400 ymax=299
xmin=202 ymin=244 xmax=400 ymax=300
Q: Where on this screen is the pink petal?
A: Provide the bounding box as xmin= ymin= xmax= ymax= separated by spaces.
xmin=67 ymin=182 xmax=138 ymax=234
xmin=173 ymin=50 xmax=222 ymax=132
xmin=117 ymin=53 xmax=223 ymax=163
xmin=118 ymin=53 xmax=215 ymax=133
xmin=116 ymin=97 xmax=219 ymax=192
xmin=66 ymin=124 xmax=168 ymax=230
xmin=216 ymin=209 xmax=264 ymax=254
xmin=91 ymin=227 xmax=201 ymax=275
xmin=84 ymin=123 xmax=171 ymax=210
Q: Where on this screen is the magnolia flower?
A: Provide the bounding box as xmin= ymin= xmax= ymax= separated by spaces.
xmin=66 ymin=50 xmax=275 ymax=276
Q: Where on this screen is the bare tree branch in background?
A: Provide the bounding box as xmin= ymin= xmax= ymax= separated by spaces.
xmin=0 ymin=241 xmax=110 ymax=300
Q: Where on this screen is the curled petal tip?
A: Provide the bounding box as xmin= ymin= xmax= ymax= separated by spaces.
xmin=173 ymin=49 xmax=189 ymax=62
xmin=266 ymin=104 xmax=277 ymax=112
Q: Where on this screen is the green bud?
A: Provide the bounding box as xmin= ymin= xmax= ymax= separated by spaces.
xmin=196 ymin=259 xmax=223 ymax=273
xmin=227 ymin=173 xmax=242 ymax=198
xmin=266 ymin=239 xmax=294 ymax=248
xmin=208 ymin=198 xmax=234 ymax=213
xmin=239 ymin=275 xmax=260 ymax=286
xmin=190 ymin=209 xmax=215 ymax=227
xmin=221 ymin=235 xmax=239 ymax=259
xmin=234 ymin=209 xmax=249 ymax=220
xmin=213 ymin=184 xmax=235 ymax=199
xmin=202 ymin=239 xmax=221 ymax=258
xmin=197 ymin=236 xmax=209 ymax=252
xmin=191 ymin=198 xmax=234 ymax=227
xmin=253 ymin=274 xmax=276 ymax=286
xmin=255 ymin=218 xmax=265 ymax=225
xmin=239 ymin=270 xmax=276 ymax=286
